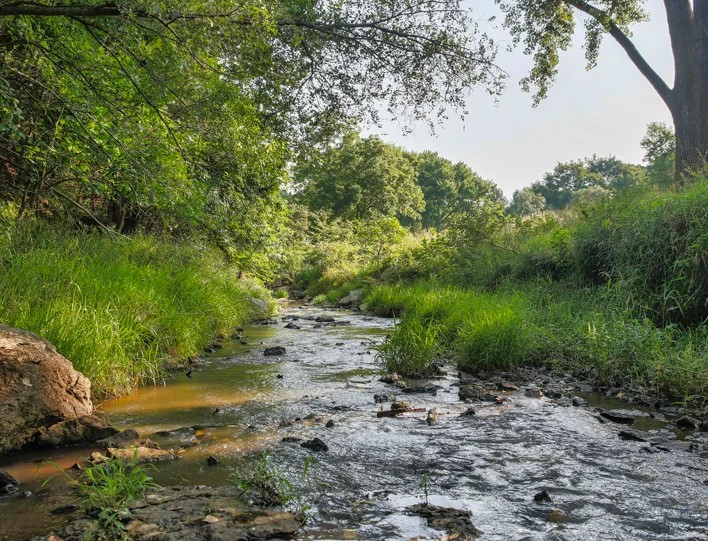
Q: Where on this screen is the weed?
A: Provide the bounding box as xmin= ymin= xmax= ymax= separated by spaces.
xmin=79 ymin=455 xmax=158 ymax=539
xmin=418 ymin=473 xmax=431 ymax=506
xmin=231 ymin=452 xmax=315 ymax=515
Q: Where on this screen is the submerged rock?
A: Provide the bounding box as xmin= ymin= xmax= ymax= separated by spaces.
xmin=675 ymin=416 xmax=702 ymax=430
xmin=96 ymin=428 xmax=141 ymax=449
xmin=0 ymin=470 xmax=19 ymax=497
xmin=571 ymin=396 xmax=588 ymax=407
xmin=41 ymin=485 xmax=303 ymax=541
xmin=599 ymin=409 xmax=648 ymax=425
xmin=407 ymin=503 xmax=481 ymax=540
xmin=315 ymin=316 xmax=336 ymax=323
xmin=108 ymin=447 xmax=178 ymax=464
xmin=35 ymin=415 xmax=117 ymax=448
xmin=301 ymin=438 xmax=328 ymax=452
xmin=402 ymin=383 xmax=440 ymax=395
xmin=0 ymin=325 xmax=95 ymax=455
xmin=533 ymin=490 xmax=553 ymax=503
xmin=264 ymin=346 xmax=286 ymax=356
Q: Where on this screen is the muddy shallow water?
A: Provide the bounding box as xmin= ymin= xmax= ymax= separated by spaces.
xmin=1 ymin=305 xmax=707 ymax=540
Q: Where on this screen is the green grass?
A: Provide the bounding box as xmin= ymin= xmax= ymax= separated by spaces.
xmin=0 ymin=224 xmax=272 ymax=398
xmin=369 ymin=281 xmax=708 ymax=408
xmin=79 ymin=456 xmax=158 ymax=537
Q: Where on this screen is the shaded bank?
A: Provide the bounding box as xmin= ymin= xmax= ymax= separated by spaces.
xmin=0 ymin=224 xmax=273 ymax=398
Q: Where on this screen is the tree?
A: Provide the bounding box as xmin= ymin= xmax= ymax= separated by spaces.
xmin=497 ymin=0 xmax=708 ymax=183
xmin=531 ymin=155 xmax=644 ymax=209
xmin=508 ymin=186 xmax=546 ymax=216
xmin=0 ymin=1 xmax=502 ymax=244
xmin=641 ymin=122 xmax=676 ymax=187
xmin=532 ymin=160 xmax=602 ymax=209
xmin=293 ymin=133 xmax=425 ymax=221
xmin=409 ymin=152 xmax=499 ymax=230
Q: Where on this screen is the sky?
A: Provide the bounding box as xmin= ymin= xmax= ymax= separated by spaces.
xmin=366 ymin=0 xmax=675 ymax=198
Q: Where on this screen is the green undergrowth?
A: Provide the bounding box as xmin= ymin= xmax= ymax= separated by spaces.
xmin=370 ymin=282 xmax=708 ymax=408
xmin=80 ymin=456 xmax=158 ymax=538
xmin=0 ymin=224 xmax=273 ymax=398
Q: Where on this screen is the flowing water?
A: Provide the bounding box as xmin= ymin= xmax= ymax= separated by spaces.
xmin=1 ymin=305 xmax=707 ymax=540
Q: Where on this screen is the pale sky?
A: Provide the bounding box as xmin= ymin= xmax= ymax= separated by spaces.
xmin=367 ymin=0 xmax=675 ymax=198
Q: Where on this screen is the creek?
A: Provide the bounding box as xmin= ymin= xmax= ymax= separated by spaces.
xmin=1 ymin=305 xmax=707 ymax=540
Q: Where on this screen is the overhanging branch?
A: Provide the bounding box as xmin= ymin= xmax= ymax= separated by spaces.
xmin=567 ymin=0 xmax=674 ymax=108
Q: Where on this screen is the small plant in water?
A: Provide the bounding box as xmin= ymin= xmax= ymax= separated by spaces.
xmin=80 ymin=455 xmax=158 ymax=538
xmin=418 ymin=473 xmax=431 ymax=506
xmin=231 ymin=452 xmax=315 ymax=515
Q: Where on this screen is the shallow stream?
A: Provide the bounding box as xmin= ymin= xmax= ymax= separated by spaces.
xmin=1 ymin=305 xmax=707 ymax=540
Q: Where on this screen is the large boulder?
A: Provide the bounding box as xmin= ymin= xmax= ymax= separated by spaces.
xmin=0 ymin=325 xmax=97 ymax=455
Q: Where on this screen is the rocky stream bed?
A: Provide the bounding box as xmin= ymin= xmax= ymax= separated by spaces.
xmin=1 ymin=305 xmax=707 ymax=540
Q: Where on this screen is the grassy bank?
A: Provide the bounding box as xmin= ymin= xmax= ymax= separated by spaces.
xmin=0 ymin=224 xmax=272 ymax=398
xmin=369 ymin=282 xmax=707 ymax=407
xmin=362 ymin=179 xmax=708 ymax=409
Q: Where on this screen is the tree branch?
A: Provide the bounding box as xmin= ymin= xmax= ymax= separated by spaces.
xmin=567 ymin=0 xmax=674 ymax=108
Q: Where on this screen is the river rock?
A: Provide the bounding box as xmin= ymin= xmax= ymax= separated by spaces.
xmin=571 ymin=396 xmax=588 ymax=407
xmin=301 ymin=438 xmax=328 ymax=452
xmin=35 ymin=415 xmax=117 ymax=447
xmin=264 ymin=346 xmax=286 ymax=356
xmin=675 ymin=416 xmax=702 ymax=430
xmin=402 ymin=383 xmax=440 ymax=395
xmin=42 ymin=485 xmax=303 ymax=541
xmin=108 ymin=447 xmax=178 ymax=463
xmin=315 ymin=316 xmax=336 ymax=323
xmin=407 ymin=504 xmax=481 ymax=539
xmin=618 ymin=429 xmax=650 ymax=442
xmin=600 ymin=409 xmax=648 ymax=425
xmin=284 ymin=322 xmax=301 ymax=329
xmin=0 ymin=325 xmax=96 ymax=455
xmin=0 ymin=470 xmax=19 ymax=496
xmin=96 ymin=428 xmax=141 ymax=449
xmin=249 ymin=297 xmax=270 ymax=317
xmin=533 ymin=490 xmax=553 ymax=503
xmin=338 ymin=289 xmax=363 ymax=306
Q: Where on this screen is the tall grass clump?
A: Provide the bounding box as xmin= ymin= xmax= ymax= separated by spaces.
xmin=574 ymin=176 xmax=707 ymax=327
xmin=0 ymin=223 xmax=271 ymax=397
xmin=377 ymin=317 xmax=442 ymax=376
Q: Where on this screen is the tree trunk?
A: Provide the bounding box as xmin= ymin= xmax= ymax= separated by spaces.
xmin=665 ymin=0 xmax=708 ymax=184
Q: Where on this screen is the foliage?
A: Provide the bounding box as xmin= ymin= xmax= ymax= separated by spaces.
xmin=231 ymin=452 xmax=315 ymax=513
xmin=495 ymin=0 xmax=649 ymax=105
xmin=366 ymin=281 xmax=708 ymax=407
xmin=531 ymin=155 xmax=644 ymax=210
xmin=361 ymin=174 xmax=708 ymax=407
xmin=408 ymin=152 xmax=501 ymax=230
xmin=641 ymin=122 xmax=676 ymax=188
xmin=377 ymin=315 xmax=441 ymax=377
xmin=0 ymin=222 xmax=271 ymax=397
xmin=418 ymin=473 xmax=431 ymax=506
xmin=574 ymin=176 xmax=708 ymax=327
xmin=80 ymin=456 xmax=158 ymax=538
xmin=293 ymin=133 xmax=425 ymax=221
xmin=0 ymin=0 xmax=502 ymax=254
xmin=507 ymin=186 xmax=546 ymax=216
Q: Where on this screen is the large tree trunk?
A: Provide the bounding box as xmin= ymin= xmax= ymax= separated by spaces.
xmin=666 ymin=0 xmax=708 ymax=184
